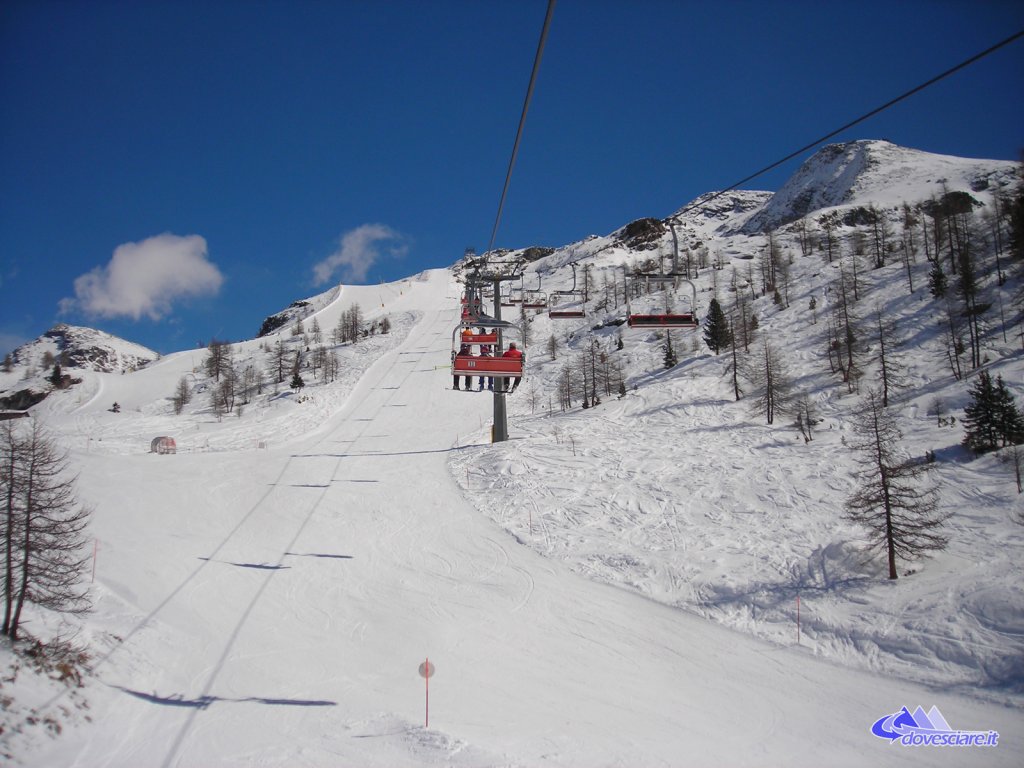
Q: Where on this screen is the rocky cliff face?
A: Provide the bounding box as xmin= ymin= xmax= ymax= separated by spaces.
xmin=12 ymin=323 xmax=158 ymax=373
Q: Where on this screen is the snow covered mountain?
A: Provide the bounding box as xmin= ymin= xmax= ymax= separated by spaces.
xmin=1 ymin=141 xmax=1022 ymax=766
xmin=736 ymin=139 xmax=1018 ymax=234
xmin=10 ymin=322 xmax=158 ymax=374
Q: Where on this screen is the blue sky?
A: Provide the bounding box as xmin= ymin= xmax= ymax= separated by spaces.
xmin=2 ymin=0 xmax=1022 ymax=356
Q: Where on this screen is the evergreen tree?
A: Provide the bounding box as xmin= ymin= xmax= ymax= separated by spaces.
xmin=702 ymin=298 xmax=733 ymax=355
xmin=663 ymin=331 xmax=678 ymax=369
xmin=290 ymin=351 xmax=305 ymax=390
xmin=927 ymin=260 xmax=947 ymax=298
xmin=963 ymin=371 xmax=1024 ymax=453
xmin=994 ymin=376 xmax=1024 ymax=448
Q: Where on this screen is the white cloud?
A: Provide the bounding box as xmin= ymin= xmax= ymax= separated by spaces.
xmin=312 ymin=224 xmax=408 ymax=286
xmin=62 ymin=233 xmax=224 ymax=321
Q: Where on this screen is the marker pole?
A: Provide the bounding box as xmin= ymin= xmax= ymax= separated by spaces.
xmin=796 ymin=595 xmax=801 ymax=645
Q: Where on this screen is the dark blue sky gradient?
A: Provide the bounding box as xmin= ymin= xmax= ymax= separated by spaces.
xmin=2 ymin=0 xmax=1022 ymax=353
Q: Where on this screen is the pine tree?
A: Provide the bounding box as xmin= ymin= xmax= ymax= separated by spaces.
xmin=927 ymin=260 xmax=947 ymax=298
xmin=964 ymin=371 xmax=1024 ymax=453
xmin=994 ymin=376 xmax=1024 ymax=448
xmin=702 ymin=298 xmax=732 ymax=355
xmin=663 ymin=331 xmax=678 ymax=369
xmin=844 ymin=390 xmax=948 ymax=580
xmin=290 ymin=351 xmax=305 ymax=390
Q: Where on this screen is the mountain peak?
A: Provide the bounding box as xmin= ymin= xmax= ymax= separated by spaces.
xmin=13 ymin=323 xmax=158 ymax=374
xmin=736 ymin=140 xmax=1017 ymax=234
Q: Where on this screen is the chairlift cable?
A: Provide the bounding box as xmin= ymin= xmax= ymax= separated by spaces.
xmin=675 ymin=27 xmax=1024 ymax=220
xmin=485 ymin=0 xmax=557 ymax=257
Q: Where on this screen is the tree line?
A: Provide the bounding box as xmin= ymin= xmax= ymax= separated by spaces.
xmin=559 ymin=167 xmax=1024 ymax=579
xmin=171 ymin=303 xmax=389 ymax=417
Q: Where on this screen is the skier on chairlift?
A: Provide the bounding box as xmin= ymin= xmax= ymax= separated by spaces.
xmin=502 ymin=342 xmax=523 ymax=393
xmin=453 ymin=344 xmax=472 ymax=390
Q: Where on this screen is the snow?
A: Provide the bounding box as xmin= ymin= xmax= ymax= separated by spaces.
xmin=2 ymin=142 xmax=1023 ymax=766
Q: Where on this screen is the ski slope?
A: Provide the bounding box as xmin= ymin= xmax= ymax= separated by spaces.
xmin=7 ymin=270 xmax=1022 ymax=766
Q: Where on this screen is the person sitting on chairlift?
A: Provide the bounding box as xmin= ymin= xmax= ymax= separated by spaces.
xmin=477 ymin=344 xmax=493 ymax=391
xmin=502 ymin=342 xmax=523 ymax=393
xmin=453 ymin=344 xmax=471 ymax=390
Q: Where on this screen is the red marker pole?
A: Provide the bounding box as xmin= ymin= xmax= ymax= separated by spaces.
xmin=418 ymin=658 xmax=434 ymax=728
xmin=796 ymin=595 xmax=801 ymax=645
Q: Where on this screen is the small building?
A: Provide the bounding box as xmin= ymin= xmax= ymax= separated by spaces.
xmin=150 ymin=436 xmax=177 ymax=455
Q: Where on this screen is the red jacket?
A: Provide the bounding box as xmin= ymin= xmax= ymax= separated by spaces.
xmin=502 ymin=346 xmax=523 ymax=359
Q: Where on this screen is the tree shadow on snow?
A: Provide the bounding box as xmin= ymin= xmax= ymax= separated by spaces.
xmin=701 ymin=543 xmax=873 ymax=611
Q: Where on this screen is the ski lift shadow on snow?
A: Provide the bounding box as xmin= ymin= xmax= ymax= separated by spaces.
xmin=197 ymin=557 xmax=290 ymax=571
xmin=284 ymin=552 xmax=354 ymax=560
xmin=113 ymin=686 xmax=336 ymax=709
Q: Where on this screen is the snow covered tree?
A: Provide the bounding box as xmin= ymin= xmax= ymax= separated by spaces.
xmin=2 ymin=421 xmax=92 ymax=640
xmin=703 ymin=298 xmax=732 ymax=354
xmin=844 ymin=390 xmax=948 ymax=580
xmin=962 ymin=371 xmax=1024 ymax=454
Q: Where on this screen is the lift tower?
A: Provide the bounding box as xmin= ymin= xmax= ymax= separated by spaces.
xmin=463 ymin=257 xmax=525 ymax=443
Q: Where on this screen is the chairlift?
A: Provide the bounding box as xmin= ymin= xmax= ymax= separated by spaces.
xmin=460 ymin=283 xmax=486 ymax=322
xmin=519 ymin=273 xmax=547 ymax=309
xmin=521 ymin=291 xmax=547 ymax=309
xmin=451 ymin=320 xmax=525 ymax=383
xmin=625 ymin=271 xmax=699 ymax=329
xmin=501 ymin=283 xmax=523 ymax=306
xmin=549 ymin=262 xmax=586 ymax=319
